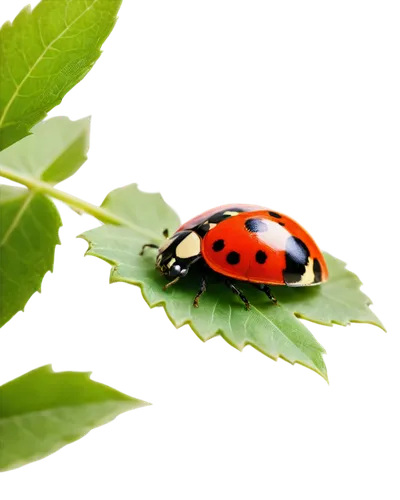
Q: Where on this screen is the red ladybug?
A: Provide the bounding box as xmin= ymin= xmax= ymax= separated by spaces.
xmin=141 ymin=204 xmax=328 ymax=308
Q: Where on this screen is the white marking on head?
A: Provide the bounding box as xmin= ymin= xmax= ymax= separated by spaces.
xmin=175 ymin=231 xmax=201 ymax=259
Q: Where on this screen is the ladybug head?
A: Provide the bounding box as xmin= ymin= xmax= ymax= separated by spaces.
xmin=156 ymin=230 xmax=201 ymax=279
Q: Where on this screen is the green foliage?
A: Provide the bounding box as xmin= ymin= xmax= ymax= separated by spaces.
xmin=0 ymin=0 xmax=122 ymax=151
xmin=81 ymin=184 xmax=384 ymax=381
xmin=0 ymin=186 xmax=61 ymax=327
xmin=0 ymin=0 xmax=154 ymax=475
xmin=0 ymin=365 xmax=149 ymax=472
xmin=0 ymin=117 xmax=90 ymax=327
xmin=0 ymin=116 xmax=90 ymax=183
xmin=0 ymin=0 xmax=387 ymax=479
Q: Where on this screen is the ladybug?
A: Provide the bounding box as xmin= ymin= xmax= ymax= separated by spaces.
xmin=140 ymin=205 xmax=328 ymax=309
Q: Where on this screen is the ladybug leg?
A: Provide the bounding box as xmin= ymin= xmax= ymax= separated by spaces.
xmin=193 ymin=275 xmax=207 ymax=308
xmin=163 ymin=276 xmax=181 ymax=290
xmin=140 ymin=228 xmax=168 ymax=255
xmin=139 ymin=243 xmax=159 ymax=256
xmin=254 ymin=284 xmax=278 ymax=305
xmin=225 ymin=279 xmax=251 ymax=310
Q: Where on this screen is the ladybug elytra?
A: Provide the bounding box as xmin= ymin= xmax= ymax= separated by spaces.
xmin=140 ymin=204 xmax=328 ymax=309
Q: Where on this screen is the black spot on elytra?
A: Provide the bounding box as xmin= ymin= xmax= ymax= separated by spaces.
xmin=279 ymin=222 xmax=285 ymax=227
xmin=255 ymin=250 xmax=267 ymax=264
xmin=245 ymin=218 xmax=268 ymax=233
xmin=283 ymin=236 xmax=310 ymax=284
xmin=313 ymin=258 xmax=322 ymax=283
xmin=268 ymin=211 xmax=282 ymax=219
xmin=226 ymin=251 xmax=240 ymax=265
xmin=212 ymin=239 xmax=225 ymax=252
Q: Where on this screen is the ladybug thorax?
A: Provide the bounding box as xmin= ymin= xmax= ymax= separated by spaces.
xmin=156 ymin=230 xmax=202 ymax=278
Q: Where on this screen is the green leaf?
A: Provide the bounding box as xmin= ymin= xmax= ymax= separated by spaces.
xmin=0 ymin=365 xmax=149 ymax=472
xmin=0 ymin=122 xmax=30 ymax=151
xmin=0 ymin=0 xmax=122 ymax=151
xmin=273 ymin=254 xmax=385 ymax=330
xmin=81 ymin=184 xmax=383 ymax=380
xmin=0 ymin=185 xmax=61 ymax=328
xmin=0 ymin=116 xmax=90 ymax=184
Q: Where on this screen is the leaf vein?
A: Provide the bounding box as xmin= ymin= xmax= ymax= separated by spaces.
xmin=0 ymin=193 xmax=34 ymax=246
xmin=0 ymin=0 xmax=100 ymax=128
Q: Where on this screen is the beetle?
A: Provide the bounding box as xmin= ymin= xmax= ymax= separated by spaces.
xmin=140 ymin=204 xmax=328 ymax=309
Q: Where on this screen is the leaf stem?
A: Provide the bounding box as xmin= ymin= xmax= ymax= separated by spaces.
xmin=0 ymin=166 xmax=163 ymax=243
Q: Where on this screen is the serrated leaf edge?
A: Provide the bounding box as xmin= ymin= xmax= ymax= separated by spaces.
xmin=80 ymin=235 xmax=329 ymax=382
